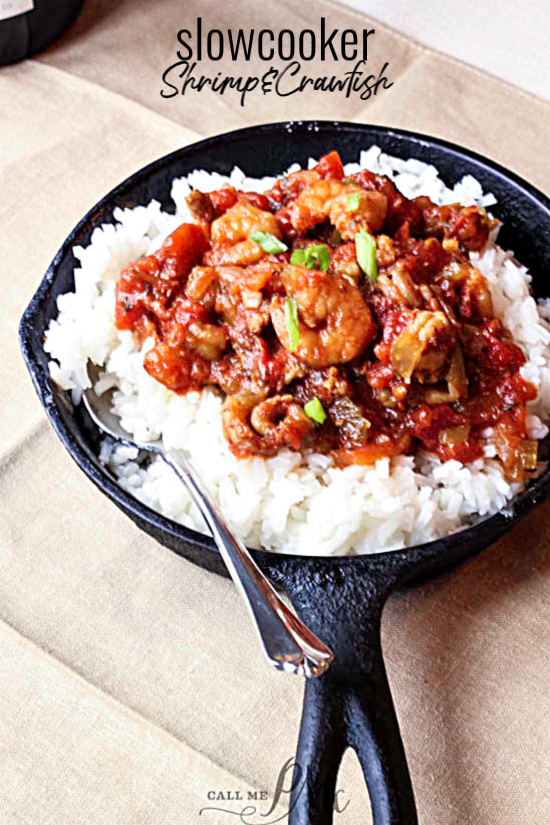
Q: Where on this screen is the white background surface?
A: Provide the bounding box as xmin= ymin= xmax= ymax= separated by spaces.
xmin=342 ymin=0 xmax=550 ymax=101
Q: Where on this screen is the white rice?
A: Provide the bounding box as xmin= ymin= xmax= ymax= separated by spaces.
xmin=44 ymin=146 xmax=550 ymax=555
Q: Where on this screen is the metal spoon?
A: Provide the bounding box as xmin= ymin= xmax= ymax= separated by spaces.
xmin=83 ymin=363 xmax=333 ymax=678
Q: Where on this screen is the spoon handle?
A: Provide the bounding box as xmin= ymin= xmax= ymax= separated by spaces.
xmin=164 ymin=450 xmax=333 ymax=678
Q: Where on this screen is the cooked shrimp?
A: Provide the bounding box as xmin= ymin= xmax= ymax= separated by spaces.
xmin=211 ymin=201 xmax=281 ymax=246
xmin=204 ymin=241 xmax=266 ymax=267
xmin=221 ymin=392 xmax=311 ymax=457
xmin=288 ymin=179 xmax=387 ymax=238
xmin=327 ymin=187 xmax=388 ymax=240
xmin=270 ymin=265 xmax=376 ymax=368
xmin=287 ymin=179 xmax=343 ymax=233
xmin=375 ymin=235 xmax=397 ymax=268
xmin=221 ymin=392 xmax=265 ymax=457
xmin=206 ymin=202 xmax=283 ymax=266
xmin=250 ymin=395 xmax=312 ymax=441
xmin=185 ymin=321 xmax=228 ymax=361
xmin=144 ymin=341 xmax=210 ymax=393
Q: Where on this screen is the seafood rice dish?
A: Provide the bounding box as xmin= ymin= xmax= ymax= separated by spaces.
xmin=44 ymin=146 xmax=550 ymax=555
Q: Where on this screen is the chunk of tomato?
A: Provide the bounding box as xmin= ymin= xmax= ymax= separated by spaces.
xmin=158 ymin=223 xmax=209 ymax=281
xmin=314 ymin=150 xmax=344 ymax=180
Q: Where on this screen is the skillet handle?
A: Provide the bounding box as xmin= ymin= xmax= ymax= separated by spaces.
xmin=275 ymin=561 xmax=417 ymax=825
xmin=345 ymin=650 xmax=418 ymax=824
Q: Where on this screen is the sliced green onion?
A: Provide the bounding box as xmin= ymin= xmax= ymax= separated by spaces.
xmin=304 ymin=397 xmax=326 ymax=425
xmin=290 ymin=244 xmax=330 ymax=272
xmin=284 ymin=295 xmax=300 ymax=351
xmin=290 ymin=248 xmax=306 ymax=266
xmin=355 ymin=229 xmax=378 ymax=281
xmin=342 ymin=178 xmax=355 ymax=185
xmin=346 ymin=192 xmax=360 ymax=212
xmin=249 ymin=230 xmax=288 ymax=254
xmin=305 ymin=245 xmax=330 ymax=272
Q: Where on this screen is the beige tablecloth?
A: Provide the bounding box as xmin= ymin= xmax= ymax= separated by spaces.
xmin=2 ymin=1 xmax=550 ymax=822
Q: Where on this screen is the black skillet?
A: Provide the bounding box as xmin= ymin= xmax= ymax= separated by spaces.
xmin=19 ymin=122 xmax=550 ymax=824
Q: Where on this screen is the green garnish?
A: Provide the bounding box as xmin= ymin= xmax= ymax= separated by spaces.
xmin=290 ymin=249 xmax=306 ymax=266
xmin=304 ymin=397 xmax=327 ymax=425
xmin=342 ymin=178 xmax=355 ymax=184
xmin=290 ymin=244 xmax=330 ymax=272
xmin=355 ymin=229 xmax=378 ymax=281
xmin=284 ymin=295 xmax=300 ymax=351
xmin=249 ymin=231 xmax=288 ymax=254
xmin=346 ymin=192 xmax=360 ymax=212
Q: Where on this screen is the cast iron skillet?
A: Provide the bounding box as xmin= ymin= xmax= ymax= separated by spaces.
xmin=20 ymin=122 xmax=550 ymax=824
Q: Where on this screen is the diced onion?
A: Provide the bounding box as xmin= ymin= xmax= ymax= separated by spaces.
xmin=440 ymin=426 xmax=470 ymax=445
xmin=447 ymin=346 xmax=468 ymax=400
xmin=390 ymin=329 xmax=424 ymax=382
xmin=521 ymin=439 xmax=538 ymax=471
